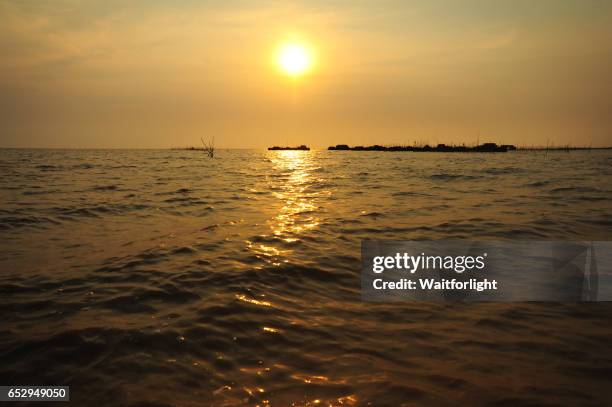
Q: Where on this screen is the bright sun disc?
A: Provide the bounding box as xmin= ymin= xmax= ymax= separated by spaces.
xmin=277 ymin=43 xmax=313 ymax=77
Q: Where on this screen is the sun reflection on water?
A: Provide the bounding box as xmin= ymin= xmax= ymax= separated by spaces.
xmin=245 ymin=149 xmax=323 ymax=266
xmin=235 ymin=294 xmax=273 ymax=307
xmin=268 ymin=150 xmax=321 ymax=239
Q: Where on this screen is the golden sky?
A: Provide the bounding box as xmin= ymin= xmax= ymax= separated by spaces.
xmin=1 ymin=0 xmax=611 ymax=148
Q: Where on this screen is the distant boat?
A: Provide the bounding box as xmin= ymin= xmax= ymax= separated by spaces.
xmin=268 ymin=145 xmax=310 ymax=151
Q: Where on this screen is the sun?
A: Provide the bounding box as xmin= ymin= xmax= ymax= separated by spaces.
xmin=276 ymin=43 xmax=313 ymax=77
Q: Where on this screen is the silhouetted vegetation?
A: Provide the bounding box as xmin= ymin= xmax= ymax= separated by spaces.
xmin=328 ymin=142 xmax=515 ymax=152
xmin=201 ymin=137 xmax=215 ymax=158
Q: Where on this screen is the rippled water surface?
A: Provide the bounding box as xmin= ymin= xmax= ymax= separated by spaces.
xmin=1 ymin=149 xmax=611 ymax=406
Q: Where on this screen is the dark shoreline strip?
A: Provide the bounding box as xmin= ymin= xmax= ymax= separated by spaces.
xmin=328 ymin=143 xmax=515 ymax=152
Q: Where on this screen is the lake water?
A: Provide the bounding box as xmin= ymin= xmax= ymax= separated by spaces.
xmin=1 ymin=149 xmax=611 ymax=406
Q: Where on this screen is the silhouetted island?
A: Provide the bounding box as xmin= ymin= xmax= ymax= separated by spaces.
xmin=328 ymin=143 xmax=516 ymax=152
xmin=268 ymin=145 xmax=311 ymax=151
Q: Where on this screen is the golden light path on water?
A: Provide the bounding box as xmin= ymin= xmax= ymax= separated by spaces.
xmin=246 ymin=150 xmax=323 ymax=268
xmin=269 ymin=150 xmax=320 ymax=237
xmin=241 ymin=150 xmax=357 ymax=406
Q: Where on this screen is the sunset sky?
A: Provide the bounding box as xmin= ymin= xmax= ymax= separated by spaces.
xmin=1 ymin=0 xmax=611 ymax=148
